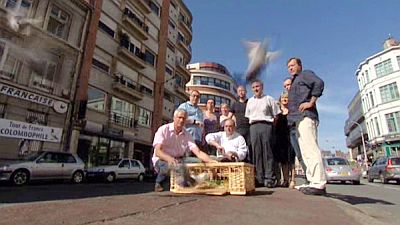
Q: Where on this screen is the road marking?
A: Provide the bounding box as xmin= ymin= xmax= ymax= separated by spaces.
xmin=364 ymin=182 xmax=400 ymax=191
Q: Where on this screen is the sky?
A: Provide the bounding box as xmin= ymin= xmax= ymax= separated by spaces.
xmin=183 ymin=0 xmax=400 ymax=153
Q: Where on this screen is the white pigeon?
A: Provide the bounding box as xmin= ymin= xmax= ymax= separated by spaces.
xmin=243 ymin=39 xmax=280 ymax=81
xmin=3 ymin=9 xmax=41 ymax=32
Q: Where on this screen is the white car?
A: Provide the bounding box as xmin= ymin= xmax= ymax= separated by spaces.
xmin=86 ymin=159 xmax=145 ymax=182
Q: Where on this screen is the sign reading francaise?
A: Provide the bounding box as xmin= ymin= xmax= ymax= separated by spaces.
xmin=0 ymin=83 xmax=54 ymax=107
xmin=0 ymin=118 xmax=63 ymax=142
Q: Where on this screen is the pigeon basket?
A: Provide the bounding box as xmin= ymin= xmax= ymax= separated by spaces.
xmin=170 ymin=162 xmax=255 ymax=195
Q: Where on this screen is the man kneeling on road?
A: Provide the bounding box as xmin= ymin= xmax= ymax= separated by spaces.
xmin=152 ymin=108 xmax=216 ymax=192
xmin=205 ymin=118 xmax=248 ymax=162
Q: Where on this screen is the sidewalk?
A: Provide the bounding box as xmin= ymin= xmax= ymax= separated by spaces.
xmin=0 ymin=186 xmax=375 ymax=225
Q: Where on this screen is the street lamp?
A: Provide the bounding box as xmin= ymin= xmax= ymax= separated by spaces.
xmin=349 ymin=120 xmax=368 ymax=170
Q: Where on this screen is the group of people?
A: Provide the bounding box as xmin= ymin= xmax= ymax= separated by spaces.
xmin=151 ymin=57 xmax=327 ymax=196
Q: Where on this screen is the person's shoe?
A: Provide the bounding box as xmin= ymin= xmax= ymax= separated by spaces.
xmin=294 ymin=183 xmax=309 ymax=190
xmin=264 ymin=180 xmax=275 ymax=188
xmin=289 ymin=180 xmax=296 ymax=189
xmin=301 ymin=187 xmax=326 ymax=196
xmin=154 ymin=183 xmax=164 ymax=192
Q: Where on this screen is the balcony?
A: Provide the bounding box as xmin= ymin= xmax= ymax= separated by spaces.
xmin=178 ymin=18 xmax=192 ymax=37
xmin=112 ymin=76 xmax=144 ymax=100
xmin=177 ymin=39 xmax=192 ymax=58
xmin=122 ymin=9 xmax=149 ymax=40
xmin=128 ymin=0 xmax=151 ymax=14
xmin=117 ymin=46 xmax=146 ymax=69
xmin=175 ymin=61 xmax=191 ymax=80
xmin=109 ymin=111 xmax=136 ymax=128
xmin=174 ymin=84 xmax=187 ymax=96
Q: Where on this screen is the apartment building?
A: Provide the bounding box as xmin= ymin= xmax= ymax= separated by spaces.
xmin=344 ymin=92 xmax=368 ymax=161
xmin=186 ymin=62 xmax=237 ymax=111
xmin=0 ymin=0 xmax=92 ymax=159
xmin=72 ymin=0 xmax=193 ymax=169
xmin=355 ymin=36 xmax=400 ymax=159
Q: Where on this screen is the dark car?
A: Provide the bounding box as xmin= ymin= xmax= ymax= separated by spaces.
xmin=0 ymin=151 xmax=85 ymax=186
xmin=368 ymin=156 xmax=400 ymax=184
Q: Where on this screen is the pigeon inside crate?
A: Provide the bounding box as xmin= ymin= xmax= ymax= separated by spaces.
xmin=170 ymin=162 xmax=255 ymax=195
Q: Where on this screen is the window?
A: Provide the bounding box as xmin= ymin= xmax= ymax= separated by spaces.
xmin=0 ymin=104 xmax=5 ymax=118
xmin=24 ymin=111 xmax=47 ymax=153
xmin=31 ymin=61 xmax=57 ymax=92
xmin=98 ymin=21 xmax=115 ymax=38
xmin=144 ymin=50 xmax=155 ymax=66
xmin=87 ymin=87 xmax=106 ymax=112
xmin=374 ymin=59 xmax=393 ymax=77
xmin=397 ymin=56 xmax=400 ymax=68
xmin=199 ymin=94 xmax=230 ymax=107
xmin=165 ymin=66 xmax=173 ymax=76
xmin=111 ymin=97 xmax=135 ymax=128
xmin=140 ymin=85 xmax=153 ymax=96
xmin=379 ymin=82 xmax=400 ymax=103
xmin=149 ymin=1 xmax=160 ymax=16
xmin=46 ymin=5 xmax=70 ymax=39
xmin=374 ymin=117 xmax=381 ymax=136
xmin=58 ymin=153 xmax=77 ymax=163
xmin=92 ymin=58 xmax=110 ymax=73
xmin=2 ymin=53 xmax=21 ymax=80
xmin=385 ymin=112 xmax=400 ymax=133
xmin=369 ymin=91 xmax=374 ymax=107
xmin=6 ymin=0 xmax=32 ymax=17
xmin=365 ymin=70 xmax=370 ymax=83
xmin=137 ymin=107 xmax=151 ymax=127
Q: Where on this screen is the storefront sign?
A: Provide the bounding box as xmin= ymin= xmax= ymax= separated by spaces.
xmin=0 ymin=83 xmax=68 ymax=114
xmin=0 ymin=118 xmax=63 ymax=142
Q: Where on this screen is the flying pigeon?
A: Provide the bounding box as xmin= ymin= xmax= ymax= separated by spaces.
xmin=2 ymin=9 xmax=41 ymax=32
xmin=243 ymin=39 xmax=280 ymax=82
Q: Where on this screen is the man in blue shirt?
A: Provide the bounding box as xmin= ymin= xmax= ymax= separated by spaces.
xmin=178 ymin=90 xmax=204 ymax=149
xmin=287 ymin=57 xmax=327 ymax=195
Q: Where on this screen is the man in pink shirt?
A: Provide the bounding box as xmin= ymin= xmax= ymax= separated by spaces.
xmin=152 ymin=108 xmax=216 ymax=192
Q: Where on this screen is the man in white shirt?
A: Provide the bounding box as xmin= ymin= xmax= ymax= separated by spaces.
xmin=205 ymin=118 xmax=248 ymax=162
xmin=245 ymin=79 xmax=281 ymax=188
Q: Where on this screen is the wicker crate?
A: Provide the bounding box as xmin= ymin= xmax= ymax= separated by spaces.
xmin=170 ymin=162 xmax=255 ymax=195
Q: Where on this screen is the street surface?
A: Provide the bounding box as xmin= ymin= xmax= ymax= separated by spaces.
xmin=0 ymin=179 xmax=398 ymax=225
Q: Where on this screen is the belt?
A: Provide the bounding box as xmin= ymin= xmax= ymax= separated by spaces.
xmin=250 ymin=121 xmax=272 ymax=125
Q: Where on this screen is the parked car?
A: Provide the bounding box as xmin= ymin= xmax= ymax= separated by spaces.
xmin=86 ymin=159 xmax=145 ymax=182
xmin=367 ymin=156 xmax=400 ymax=184
xmin=0 ymin=151 xmax=85 ymax=186
xmin=323 ymin=157 xmax=361 ymax=185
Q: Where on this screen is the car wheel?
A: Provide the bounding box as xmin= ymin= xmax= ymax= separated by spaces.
xmin=11 ymin=170 xmax=29 ymax=186
xmin=353 ymin=180 xmax=361 ymax=185
xmin=72 ymin=171 xmax=84 ymax=184
xmin=106 ymin=173 xmax=115 ymax=183
xmin=138 ymin=173 xmax=144 ymax=182
xmin=380 ymin=174 xmax=388 ymax=184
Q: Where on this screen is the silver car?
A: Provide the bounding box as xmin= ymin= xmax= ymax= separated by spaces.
xmin=323 ymin=157 xmax=361 ymax=185
xmin=0 ymin=151 xmax=85 ymax=186
xmin=86 ymin=159 xmax=146 ymax=182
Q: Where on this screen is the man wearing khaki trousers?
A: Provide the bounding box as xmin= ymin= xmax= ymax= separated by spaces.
xmin=286 ymin=57 xmax=327 ymax=195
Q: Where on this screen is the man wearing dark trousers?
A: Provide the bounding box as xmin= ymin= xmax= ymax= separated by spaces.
xmin=245 ymin=80 xmax=281 ymax=188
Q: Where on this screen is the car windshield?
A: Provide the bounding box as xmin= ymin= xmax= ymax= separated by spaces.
xmin=327 ymin=158 xmax=349 ymax=166
xmin=391 ymin=158 xmax=400 ymax=165
xmin=23 ymin=152 xmax=42 ymax=161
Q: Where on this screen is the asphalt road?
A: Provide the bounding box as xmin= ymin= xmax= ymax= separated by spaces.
xmin=326 ymin=179 xmax=400 ymax=225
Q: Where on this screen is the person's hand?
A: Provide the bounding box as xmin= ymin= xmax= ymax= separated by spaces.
xmin=168 ymin=158 xmax=178 ymax=167
xmin=299 ymin=101 xmax=314 ymax=112
xmin=226 ymin=152 xmax=238 ymax=161
xmin=216 ymin=145 xmax=225 ymax=155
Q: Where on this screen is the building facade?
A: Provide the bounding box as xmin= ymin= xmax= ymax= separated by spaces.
xmin=71 ymin=0 xmax=193 ymax=169
xmin=0 ymin=0 xmax=92 ymax=159
xmin=344 ymin=92 xmax=368 ymax=161
xmin=186 ymin=62 xmax=237 ymax=111
xmin=355 ymin=37 xmax=400 ymax=159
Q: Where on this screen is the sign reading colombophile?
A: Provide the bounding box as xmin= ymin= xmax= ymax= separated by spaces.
xmin=0 ymin=118 xmax=63 ymax=142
